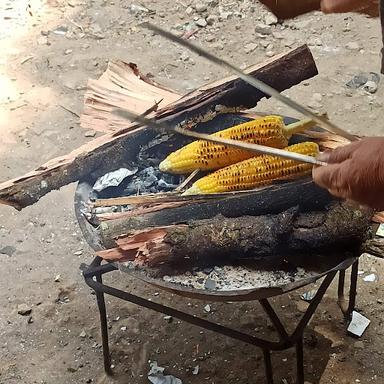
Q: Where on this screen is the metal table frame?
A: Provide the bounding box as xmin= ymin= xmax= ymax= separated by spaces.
xmin=81 ymin=256 xmax=359 ymax=384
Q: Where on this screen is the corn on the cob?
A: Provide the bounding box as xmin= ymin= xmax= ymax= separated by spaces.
xmin=159 ymin=116 xmax=315 ymax=174
xmin=183 ymin=142 xmax=319 ymax=195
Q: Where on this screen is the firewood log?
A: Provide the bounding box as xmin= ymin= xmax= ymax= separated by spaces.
xmin=97 ymin=202 xmax=372 ymax=268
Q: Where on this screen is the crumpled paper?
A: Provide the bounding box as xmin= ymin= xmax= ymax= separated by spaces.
xmin=93 ymin=167 xmax=138 ymax=192
xmin=147 ymin=361 xmax=182 ymax=384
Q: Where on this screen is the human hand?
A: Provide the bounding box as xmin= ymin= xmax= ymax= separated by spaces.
xmin=312 ymin=138 xmax=384 ymax=210
xmin=320 ymin=0 xmax=379 ymax=16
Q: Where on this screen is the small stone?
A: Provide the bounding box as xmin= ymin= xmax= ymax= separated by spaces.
xmin=260 ymin=40 xmax=269 ymax=48
xmin=206 ymin=14 xmax=216 ymax=25
xmin=27 ymin=316 xmax=33 ymax=324
xmin=18 ymin=304 xmax=32 ymax=316
xmin=204 ymin=304 xmax=211 ymax=313
xmin=254 ymin=22 xmax=271 ymax=35
xmin=37 ymin=36 xmax=48 ymax=45
xmin=64 ymin=49 xmax=73 ymax=55
xmin=219 ymin=11 xmax=233 ymax=20
xmin=185 ymin=6 xmax=194 ymax=15
xmin=212 ymin=42 xmax=224 ymax=50
xmin=52 ymin=25 xmax=68 ymax=35
xmin=180 ymin=51 xmax=190 ymax=61
xmin=272 ymin=31 xmax=284 ymax=39
xmin=377 ymin=299 xmax=383 ymax=304
xmin=192 ymin=365 xmax=199 ymax=375
xmin=195 ymin=3 xmax=207 ymax=13
xmin=163 ymin=315 xmax=173 ymax=323
xmin=196 ymin=18 xmax=207 ymax=27
xmin=266 ymin=51 xmax=275 ymax=58
xmin=84 ymin=130 xmax=96 ymax=138
xmin=265 ymin=13 xmax=278 ymax=25
xmin=74 ymin=250 xmax=83 ymax=256
xmin=121 ymin=326 xmax=127 ymax=331
xmin=158 ymin=11 xmax=165 ymax=18
xmin=54 ymin=274 xmax=61 ymax=282
xmin=312 ymin=93 xmax=323 ymax=102
xmin=244 ymin=43 xmax=258 ymax=54
xmin=205 ymin=34 xmax=215 ymax=42
xmin=346 ymin=42 xmax=360 ymax=50
xmin=307 ymin=100 xmax=323 ymax=110
xmin=266 ymin=43 xmax=274 ymax=51
xmin=363 ymin=80 xmax=378 ymax=94
xmin=296 ymin=301 xmax=308 ymax=313
xmin=0 ymin=245 xmax=16 ymax=256
xmin=354 ymin=341 xmax=364 ymax=349
xmin=79 ymin=330 xmax=87 ymax=338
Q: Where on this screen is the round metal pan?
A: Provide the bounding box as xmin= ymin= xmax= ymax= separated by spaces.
xmin=74 ymin=114 xmax=356 ymax=302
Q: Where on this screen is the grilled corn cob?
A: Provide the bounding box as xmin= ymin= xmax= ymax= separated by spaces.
xmin=183 ymin=142 xmax=319 ymax=195
xmin=159 ymin=116 xmax=315 ymax=174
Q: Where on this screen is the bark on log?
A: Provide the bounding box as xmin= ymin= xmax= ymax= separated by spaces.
xmin=0 ymin=46 xmax=317 ymax=210
xmin=363 ymin=238 xmax=384 ymax=258
xmin=99 ymin=179 xmax=333 ymax=247
xmin=97 ymin=202 xmax=372 ymax=268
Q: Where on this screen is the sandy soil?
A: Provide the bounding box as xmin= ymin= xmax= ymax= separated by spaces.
xmin=0 ymin=1 xmax=383 ymax=383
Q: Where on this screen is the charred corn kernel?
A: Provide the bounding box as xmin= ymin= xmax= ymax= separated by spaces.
xmin=183 ymin=142 xmax=319 ymax=195
xmin=159 ymin=117 xmax=315 ymax=174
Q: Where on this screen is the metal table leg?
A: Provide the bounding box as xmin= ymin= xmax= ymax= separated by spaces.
xmin=95 ymin=274 xmax=113 ymax=376
xmin=263 ymin=349 xmax=274 ymax=384
xmin=338 ymin=260 xmax=358 ymax=322
xmin=296 ymin=337 xmax=304 ymax=384
xmin=82 ymin=258 xmax=355 ymax=384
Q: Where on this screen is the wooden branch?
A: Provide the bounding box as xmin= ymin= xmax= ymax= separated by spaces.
xmin=97 ymin=202 xmax=371 ymax=267
xmin=0 ymin=46 xmax=318 ymax=210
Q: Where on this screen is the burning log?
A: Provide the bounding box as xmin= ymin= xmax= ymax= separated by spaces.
xmin=96 ymin=202 xmax=372 ymax=268
xmin=97 ymin=179 xmax=333 ymax=247
xmin=0 ymin=46 xmax=317 ymax=210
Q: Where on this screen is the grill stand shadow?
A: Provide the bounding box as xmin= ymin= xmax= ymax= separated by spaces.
xmin=81 ymin=257 xmax=359 ymax=384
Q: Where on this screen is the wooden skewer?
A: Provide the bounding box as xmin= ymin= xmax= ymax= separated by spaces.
xmin=114 ymin=109 xmax=328 ymax=167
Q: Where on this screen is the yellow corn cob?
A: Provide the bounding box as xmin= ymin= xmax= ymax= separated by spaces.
xmin=183 ymin=142 xmax=319 ymax=195
xmin=159 ymin=116 xmax=315 ymax=175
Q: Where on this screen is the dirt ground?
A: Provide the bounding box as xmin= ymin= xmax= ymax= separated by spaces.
xmin=1 ymin=1 xmax=384 ymax=383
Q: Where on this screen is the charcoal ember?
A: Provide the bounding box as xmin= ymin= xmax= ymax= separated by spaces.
xmin=157 ymin=179 xmax=178 ymax=191
xmin=123 ymin=167 xmax=180 ymax=195
xmin=137 ymin=133 xmax=191 ymax=168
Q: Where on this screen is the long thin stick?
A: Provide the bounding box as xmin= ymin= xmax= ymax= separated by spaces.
xmin=114 ymin=109 xmax=327 ymax=166
xmin=142 ymin=23 xmax=357 ymax=143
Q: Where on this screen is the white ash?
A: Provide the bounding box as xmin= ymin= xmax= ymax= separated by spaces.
xmin=162 ymin=265 xmax=314 ymax=291
xmin=117 ymin=260 xmax=318 ymax=292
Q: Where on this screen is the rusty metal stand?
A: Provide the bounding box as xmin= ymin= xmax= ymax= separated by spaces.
xmin=81 ymin=257 xmax=359 ymax=384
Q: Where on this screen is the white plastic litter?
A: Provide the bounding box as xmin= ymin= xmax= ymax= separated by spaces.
xmin=93 ymin=167 xmax=138 ymax=192
xmin=363 ymin=273 xmax=377 ymax=282
xmin=376 ymin=223 xmax=384 ymax=238
xmin=347 ymin=311 xmax=371 ymax=337
xmin=148 ymin=361 xmax=182 ymax=384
